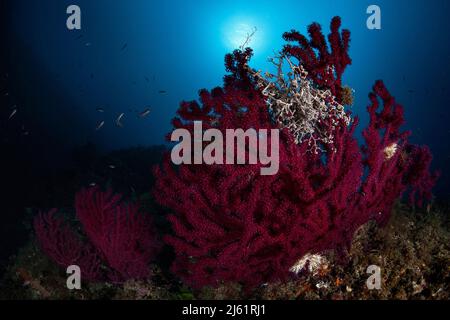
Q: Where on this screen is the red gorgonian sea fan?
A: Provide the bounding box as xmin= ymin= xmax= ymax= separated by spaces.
xmin=153 ymin=17 xmax=438 ymax=291
xmin=282 ymin=16 xmax=351 ymax=104
xmin=34 ymin=188 xmax=160 ymax=283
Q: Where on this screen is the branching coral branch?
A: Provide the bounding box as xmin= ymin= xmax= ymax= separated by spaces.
xmin=282 ymin=16 xmax=352 ymax=104
xmin=34 ymin=210 xmax=103 ymax=281
xmin=239 ymin=26 xmax=257 ymax=51
xmin=34 ymin=188 xmax=160 ymax=283
xmin=248 ymin=53 xmax=351 ymax=153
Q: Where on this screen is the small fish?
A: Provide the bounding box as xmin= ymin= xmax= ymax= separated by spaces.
xmin=96 ymin=120 xmax=105 ymax=131
xmin=116 ymin=113 xmax=125 ymax=127
xmin=21 ymin=125 xmax=29 ymax=135
xmin=76 ymin=34 xmax=84 ymax=40
xmin=89 ymin=182 xmax=97 ymax=187
xmin=109 ymin=165 xmax=116 ymax=169
xmin=145 ymin=77 xmax=149 ymax=82
xmin=96 ymin=107 xmax=105 ymax=113
xmin=210 ymin=118 xmax=220 ymax=127
xmin=90 ymin=73 xmax=94 ymax=79
xmin=4 ymin=92 xmax=9 ymax=96
xmin=85 ymin=42 xmax=92 ymax=47
xmin=8 ymin=109 xmax=17 ymax=120
xmin=121 ymin=43 xmax=128 ymax=51
xmin=139 ymin=108 xmax=151 ymax=118
xmin=159 ymin=90 xmax=167 ymax=94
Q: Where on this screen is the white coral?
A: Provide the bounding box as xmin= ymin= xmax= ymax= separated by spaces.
xmin=289 ymin=253 xmax=327 ymax=275
xmin=249 ymin=54 xmax=351 ymax=154
xmin=383 ymin=142 xmax=398 ymax=160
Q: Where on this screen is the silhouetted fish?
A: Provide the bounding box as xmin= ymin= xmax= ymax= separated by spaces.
xmin=96 ymin=121 xmax=105 ymax=131
xmin=8 ymin=109 xmax=17 ymax=120
xmin=121 ymin=43 xmax=128 ymax=51
xmin=159 ymin=90 xmax=167 ymax=94
xmin=139 ymin=108 xmax=151 ymax=118
xmin=145 ymin=77 xmax=149 ymax=82
xmin=116 ymin=113 xmax=125 ymax=127
xmin=21 ymin=125 xmax=29 ymax=135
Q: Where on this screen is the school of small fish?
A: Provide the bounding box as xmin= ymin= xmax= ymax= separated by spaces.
xmin=1 ymin=39 xmax=166 ymax=136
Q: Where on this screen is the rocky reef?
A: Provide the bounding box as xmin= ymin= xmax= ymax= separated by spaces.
xmin=0 ymin=201 xmax=448 ymax=300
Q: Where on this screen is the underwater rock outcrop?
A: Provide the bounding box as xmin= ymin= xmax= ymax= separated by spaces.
xmin=153 ymin=17 xmax=438 ymax=291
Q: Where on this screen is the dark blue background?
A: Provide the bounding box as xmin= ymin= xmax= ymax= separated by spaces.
xmin=2 ymin=0 xmax=449 ymax=196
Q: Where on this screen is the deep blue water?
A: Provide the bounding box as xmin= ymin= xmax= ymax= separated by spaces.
xmin=1 ymin=0 xmax=449 ymax=195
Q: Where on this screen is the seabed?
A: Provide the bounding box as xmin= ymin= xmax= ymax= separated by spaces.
xmin=0 ymin=200 xmax=448 ymax=300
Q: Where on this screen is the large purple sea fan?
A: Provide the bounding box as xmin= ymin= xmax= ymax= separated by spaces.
xmin=153 ymin=17 xmax=438 ymax=291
